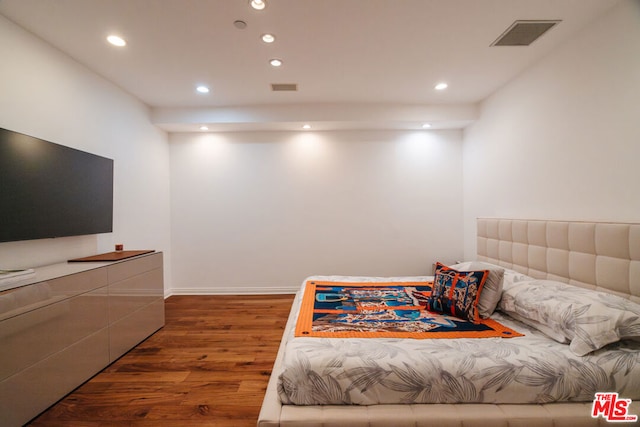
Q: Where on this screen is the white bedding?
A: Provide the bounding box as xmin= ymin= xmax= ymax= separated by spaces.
xmin=277 ymin=275 xmax=640 ymax=406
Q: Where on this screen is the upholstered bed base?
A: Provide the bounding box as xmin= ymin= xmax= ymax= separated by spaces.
xmin=261 ymin=402 xmax=623 ymax=427
xmin=258 ymin=218 xmax=640 ymax=426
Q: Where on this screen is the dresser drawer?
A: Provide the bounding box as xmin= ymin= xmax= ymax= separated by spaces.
xmin=0 ymin=287 xmax=108 ymax=381
xmin=107 ymin=252 xmax=162 ymax=284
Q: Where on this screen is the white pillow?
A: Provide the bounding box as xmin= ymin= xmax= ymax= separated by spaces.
xmin=501 ymin=268 xmax=532 ymax=288
xmin=505 ymin=311 xmax=569 ymax=343
xmin=450 ymin=261 xmax=505 ymax=319
xmin=499 ymin=279 xmax=640 ymax=356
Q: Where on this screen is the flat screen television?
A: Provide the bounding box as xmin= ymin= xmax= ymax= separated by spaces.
xmin=0 ymin=127 xmax=114 ymax=243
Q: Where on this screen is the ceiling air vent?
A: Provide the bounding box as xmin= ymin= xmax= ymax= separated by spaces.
xmin=271 ymin=83 xmax=298 ymax=92
xmin=491 ymin=20 xmax=561 ymax=46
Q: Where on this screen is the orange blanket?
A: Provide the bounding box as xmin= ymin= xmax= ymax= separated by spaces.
xmin=295 ymin=280 xmax=523 ymax=339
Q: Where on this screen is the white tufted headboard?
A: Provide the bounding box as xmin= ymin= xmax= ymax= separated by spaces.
xmin=477 ymin=218 xmax=640 ymax=303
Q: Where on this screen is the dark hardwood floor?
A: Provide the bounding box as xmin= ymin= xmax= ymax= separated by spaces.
xmin=27 ymin=294 xmax=295 ymax=427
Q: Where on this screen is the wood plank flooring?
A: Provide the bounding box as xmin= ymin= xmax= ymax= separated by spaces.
xmin=27 ymin=294 xmax=295 ymax=427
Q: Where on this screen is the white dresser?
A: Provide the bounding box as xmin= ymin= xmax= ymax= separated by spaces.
xmin=0 ymin=252 xmax=164 ymax=426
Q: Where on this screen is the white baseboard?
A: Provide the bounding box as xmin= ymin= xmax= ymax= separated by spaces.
xmin=165 ymin=285 xmax=298 ymax=298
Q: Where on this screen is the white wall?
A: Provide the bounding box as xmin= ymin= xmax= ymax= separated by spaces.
xmin=170 ymin=130 xmax=463 ymax=293
xmin=0 ymin=15 xmax=172 ymax=287
xmin=462 ymin=0 xmax=640 ymax=258
xmin=6 ymin=0 xmax=635 ymax=293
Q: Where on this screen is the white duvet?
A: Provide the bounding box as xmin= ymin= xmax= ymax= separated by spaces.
xmin=277 ymin=276 xmax=640 ymax=405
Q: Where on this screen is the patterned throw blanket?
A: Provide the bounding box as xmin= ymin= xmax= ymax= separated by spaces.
xmin=295 ymin=280 xmax=522 ymax=339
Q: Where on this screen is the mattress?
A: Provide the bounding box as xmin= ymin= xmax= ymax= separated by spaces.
xmin=277 ymin=275 xmax=640 ymax=406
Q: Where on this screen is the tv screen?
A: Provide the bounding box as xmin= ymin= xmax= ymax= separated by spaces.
xmin=0 ymin=127 xmax=114 ymax=243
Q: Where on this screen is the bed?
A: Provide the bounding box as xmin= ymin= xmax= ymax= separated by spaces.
xmin=258 ymin=218 xmax=640 ymax=426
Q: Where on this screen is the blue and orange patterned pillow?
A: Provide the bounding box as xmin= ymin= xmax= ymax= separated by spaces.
xmin=426 ymin=262 xmax=489 ymax=324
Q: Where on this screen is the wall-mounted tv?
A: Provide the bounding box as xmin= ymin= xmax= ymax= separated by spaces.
xmin=0 ymin=127 xmax=114 ymax=243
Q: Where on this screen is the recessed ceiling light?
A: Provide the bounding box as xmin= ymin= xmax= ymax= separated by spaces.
xmin=200 ymin=126 xmax=209 ymax=131
xmin=435 ymin=82 xmax=448 ymax=91
xmin=261 ymin=33 xmax=275 ymax=43
xmin=269 ymin=58 xmax=282 ymax=67
xmin=250 ymin=0 xmax=266 ymax=10
xmin=302 ymin=124 xmax=311 ymax=130
xmin=196 ymin=85 xmax=210 ymax=94
xmin=422 ymin=123 xmax=432 ymax=129
xmin=106 ymin=35 xmax=126 ymax=47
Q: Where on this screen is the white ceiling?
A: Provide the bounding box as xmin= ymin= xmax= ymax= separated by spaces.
xmin=0 ymin=0 xmax=620 ymax=132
